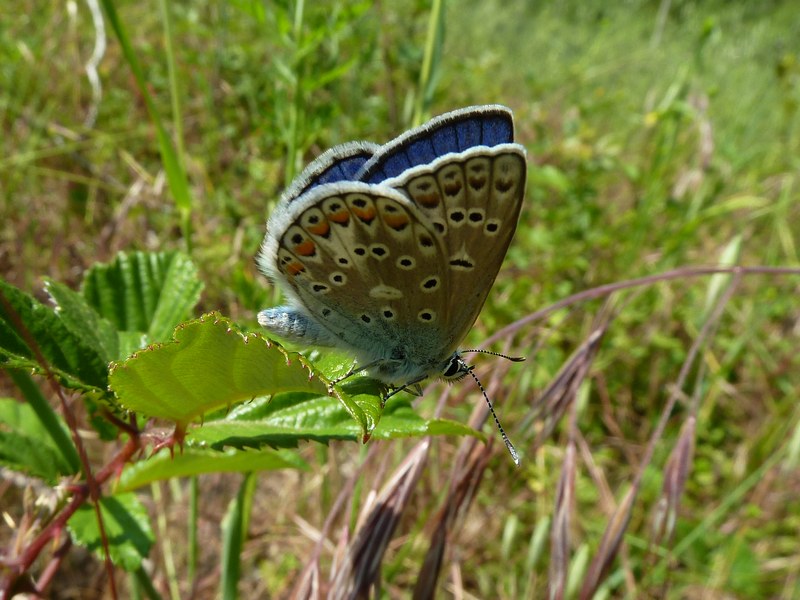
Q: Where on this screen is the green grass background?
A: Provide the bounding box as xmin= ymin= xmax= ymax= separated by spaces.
xmin=2 ymin=0 xmax=800 ymax=597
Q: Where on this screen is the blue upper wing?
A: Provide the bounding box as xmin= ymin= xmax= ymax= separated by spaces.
xmin=357 ymin=105 xmax=515 ymax=184
xmin=281 ymin=141 xmax=379 ymax=204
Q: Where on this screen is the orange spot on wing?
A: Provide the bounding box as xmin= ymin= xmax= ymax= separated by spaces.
xmin=353 ymin=207 xmax=376 ymax=222
xmin=417 ymin=192 xmax=440 ymax=208
xmin=383 ymin=213 xmax=409 ymax=229
xmin=328 ymin=210 xmax=350 ymax=224
xmin=294 ymin=240 xmax=316 ymax=256
xmin=307 ymin=221 xmax=330 ymax=236
xmin=285 ymin=262 xmax=306 ymax=276
xmin=444 ymin=181 xmax=462 ymax=196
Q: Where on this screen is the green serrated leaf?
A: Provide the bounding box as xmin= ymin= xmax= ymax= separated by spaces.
xmin=67 ymin=493 xmax=154 ymax=571
xmin=187 ymin=397 xmax=363 ymax=449
xmin=291 ymin=353 xmax=386 ymax=440
xmin=373 ymin=402 xmax=481 ymax=440
xmin=331 ymin=377 xmax=384 ymax=441
xmin=115 ymin=447 xmax=308 ymax=492
xmin=0 ymin=279 xmax=108 ymax=390
xmin=109 ymin=313 xmax=326 ymax=424
xmin=45 ymin=279 xmax=120 ymax=362
xmin=148 ymin=253 xmax=205 ymax=342
xmin=81 ymin=251 xmax=203 ymax=345
xmin=187 ymin=394 xmax=480 ymax=450
xmin=0 ymin=398 xmax=78 ymax=480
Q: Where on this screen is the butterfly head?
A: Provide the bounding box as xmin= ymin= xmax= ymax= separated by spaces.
xmin=440 ymin=352 xmax=472 ymax=382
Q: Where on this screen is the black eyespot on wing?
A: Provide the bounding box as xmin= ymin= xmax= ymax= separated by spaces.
xmin=450 ymin=258 xmax=474 ymax=269
xmin=418 ymin=310 xmax=434 ymax=322
xmin=421 ymin=276 xmax=440 ymax=290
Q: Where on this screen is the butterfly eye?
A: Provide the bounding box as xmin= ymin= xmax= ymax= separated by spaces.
xmin=441 ymin=355 xmax=468 ymax=380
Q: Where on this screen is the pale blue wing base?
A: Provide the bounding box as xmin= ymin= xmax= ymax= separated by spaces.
xmin=257 ymin=306 xmax=341 ymax=347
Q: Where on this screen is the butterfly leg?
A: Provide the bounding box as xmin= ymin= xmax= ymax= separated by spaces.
xmin=330 ymin=360 xmax=368 ymax=386
xmin=382 ymin=378 xmax=425 ymax=407
xmin=328 ymin=357 xmax=390 ymax=392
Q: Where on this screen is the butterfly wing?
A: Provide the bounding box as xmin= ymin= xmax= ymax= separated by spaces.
xmin=258 ymin=105 xmax=526 ymax=385
xmin=385 ymin=144 xmax=527 ymax=359
xmin=357 ymin=105 xmax=515 ymax=183
xmin=258 ymin=181 xmax=455 ymax=384
xmin=281 ymin=141 xmax=380 ymax=204
xmin=259 ymin=142 xmax=379 ymax=285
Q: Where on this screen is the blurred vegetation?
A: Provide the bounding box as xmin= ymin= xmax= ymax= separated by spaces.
xmin=1 ymin=0 xmax=799 ymax=598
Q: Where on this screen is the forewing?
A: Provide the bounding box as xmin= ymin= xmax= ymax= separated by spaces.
xmin=386 ymin=144 xmax=527 ymax=355
xmin=281 ymin=141 xmax=379 ymax=204
xmin=357 ymin=105 xmax=514 ymax=184
xmin=267 ymin=182 xmax=451 ymax=359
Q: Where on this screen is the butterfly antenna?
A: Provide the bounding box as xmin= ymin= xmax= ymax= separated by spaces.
xmin=462 ymin=349 xmax=526 ymax=363
xmin=461 ymin=360 xmax=520 ymax=466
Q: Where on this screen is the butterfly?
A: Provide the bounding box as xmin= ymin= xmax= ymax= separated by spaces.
xmin=257 ymin=105 xmax=527 ymax=458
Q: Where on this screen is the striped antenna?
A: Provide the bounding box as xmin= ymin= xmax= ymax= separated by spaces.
xmin=459 ymin=358 xmax=520 ymax=466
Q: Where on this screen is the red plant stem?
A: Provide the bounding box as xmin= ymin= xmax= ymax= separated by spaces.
xmin=34 ymin=537 xmax=72 ymax=595
xmin=3 ymin=435 xmax=141 ymax=596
